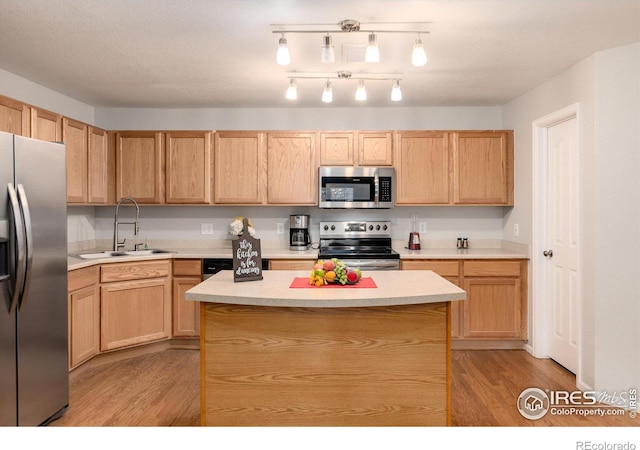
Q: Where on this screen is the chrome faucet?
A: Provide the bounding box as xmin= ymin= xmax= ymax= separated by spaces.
xmin=113 ymin=197 xmax=140 ymax=251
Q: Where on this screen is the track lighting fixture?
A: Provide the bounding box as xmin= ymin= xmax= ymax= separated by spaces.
xmin=284 ymin=72 xmax=403 ymax=104
xmin=271 ymin=19 xmax=429 ymax=66
xmin=276 ymin=33 xmax=290 ymax=66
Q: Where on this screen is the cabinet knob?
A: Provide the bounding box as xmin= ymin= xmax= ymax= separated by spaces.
xmin=543 ymin=249 xmax=553 ymax=257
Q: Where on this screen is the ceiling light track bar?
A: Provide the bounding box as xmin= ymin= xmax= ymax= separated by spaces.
xmin=271 ymin=29 xmax=430 ymax=35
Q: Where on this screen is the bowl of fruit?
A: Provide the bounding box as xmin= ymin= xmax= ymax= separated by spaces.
xmin=309 ymin=258 xmax=362 ymax=287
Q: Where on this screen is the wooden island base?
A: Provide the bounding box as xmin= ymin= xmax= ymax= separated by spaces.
xmin=200 ymin=301 xmax=451 ymax=426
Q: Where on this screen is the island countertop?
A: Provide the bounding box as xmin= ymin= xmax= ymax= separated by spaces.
xmin=185 ymin=270 xmax=466 ymax=308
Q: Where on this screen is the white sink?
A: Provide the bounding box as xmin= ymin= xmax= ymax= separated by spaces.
xmin=123 ymin=249 xmax=173 ymax=256
xmin=75 ymin=251 xmax=126 ymax=259
xmin=74 ymin=249 xmax=173 ymax=259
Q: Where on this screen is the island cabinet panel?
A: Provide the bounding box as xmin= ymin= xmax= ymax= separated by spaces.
xmin=394 ymin=131 xmax=451 ymax=204
xmin=68 ymin=266 xmax=100 ymax=369
xmin=213 ymin=131 xmax=266 ymax=204
xmin=269 ymin=259 xmax=315 ymax=270
xmin=266 ymin=132 xmax=318 ymax=205
xmin=165 ymin=131 xmax=212 ymax=204
xmin=0 ymin=95 xmax=30 ymax=136
xmin=115 ymin=131 xmax=164 ymax=203
xmin=200 ymin=302 xmax=450 ymax=426
xmin=172 ymin=259 xmax=202 ymax=337
xmin=100 ymin=260 xmax=171 ymax=351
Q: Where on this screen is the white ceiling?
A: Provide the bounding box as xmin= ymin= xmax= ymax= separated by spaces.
xmin=0 ymin=0 xmax=638 ymax=109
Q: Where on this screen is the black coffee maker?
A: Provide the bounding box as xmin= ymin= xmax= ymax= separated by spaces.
xmin=289 ymin=215 xmax=311 ymax=251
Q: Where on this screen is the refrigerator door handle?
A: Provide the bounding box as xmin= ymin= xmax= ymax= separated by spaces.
xmin=7 ymin=183 xmax=26 ymax=314
xmin=16 ymin=184 xmax=33 ymax=309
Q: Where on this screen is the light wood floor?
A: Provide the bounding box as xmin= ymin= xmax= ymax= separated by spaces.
xmin=51 ymin=348 xmax=637 ymax=427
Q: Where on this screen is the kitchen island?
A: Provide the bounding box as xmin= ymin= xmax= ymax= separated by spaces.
xmin=185 ymin=270 xmax=466 ymax=426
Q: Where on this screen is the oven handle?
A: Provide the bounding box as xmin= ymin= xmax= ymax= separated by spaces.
xmin=340 ymin=260 xmax=399 ymax=271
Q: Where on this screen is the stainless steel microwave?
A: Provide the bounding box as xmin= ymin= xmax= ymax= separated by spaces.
xmin=319 ymin=166 xmax=394 ymax=209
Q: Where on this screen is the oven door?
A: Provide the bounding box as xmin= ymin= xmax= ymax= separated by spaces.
xmin=335 ymin=259 xmax=400 ymax=271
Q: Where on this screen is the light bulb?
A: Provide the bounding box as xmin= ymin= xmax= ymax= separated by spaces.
xmin=276 ymin=34 xmax=290 ymax=66
xmin=355 ymin=80 xmax=367 ymax=101
xmin=322 ymin=81 xmax=333 ymax=103
xmin=391 ymin=80 xmax=402 ymax=102
xmin=365 ymin=33 xmax=380 ymax=63
xmin=412 ymin=38 xmax=427 ymax=67
xmin=285 ymin=79 xmax=297 ymax=100
xmin=321 ymin=34 xmax=335 ymax=63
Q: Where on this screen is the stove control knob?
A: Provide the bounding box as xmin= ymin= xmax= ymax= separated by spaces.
xmin=368 ymin=225 xmax=374 ymax=231
xmin=383 ymin=224 xmax=388 ymax=231
xmin=376 ymin=225 xmax=381 ymax=230
xmin=331 ymin=225 xmax=335 ymax=231
xmin=323 ymin=225 xmax=329 ymax=231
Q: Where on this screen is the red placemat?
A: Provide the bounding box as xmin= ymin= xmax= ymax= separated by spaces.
xmin=289 ymin=277 xmax=377 ymax=288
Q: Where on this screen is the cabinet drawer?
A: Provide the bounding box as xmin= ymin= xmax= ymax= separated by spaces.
xmin=68 ymin=266 xmax=98 ymax=291
xmin=173 ymin=259 xmax=202 ymax=277
xmin=100 ymin=260 xmax=170 ymax=283
xmin=270 ymin=259 xmax=315 ymax=270
xmin=401 ymin=260 xmax=460 ymax=277
xmin=463 ymin=260 xmax=522 ymax=277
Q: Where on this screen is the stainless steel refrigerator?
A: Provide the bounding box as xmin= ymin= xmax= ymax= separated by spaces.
xmin=0 ymin=131 xmax=69 ymax=426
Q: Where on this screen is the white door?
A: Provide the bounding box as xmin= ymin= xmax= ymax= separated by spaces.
xmin=544 ymin=117 xmax=579 ymax=374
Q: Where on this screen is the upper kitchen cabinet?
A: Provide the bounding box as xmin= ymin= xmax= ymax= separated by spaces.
xmin=116 ymin=131 xmax=164 ymax=203
xmin=30 ymin=107 xmax=62 ymax=142
xmin=452 ymin=131 xmax=514 ymax=205
xmin=0 ymin=95 xmax=30 ymax=136
xmin=394 ymin=131 xmax=451 ymax=204
xmin=63 ymin=118 xmax=89 ymax=203
xmin=213 ymin=131 xmax=266 ymax=204
xmin=165 ymin=131 xmax=212 ymax=204
xmin=267 ymin=132 xmax=318 ymax=205
xmin=87 ymin=127 xmax=114 ymax=204
xmin=319 ymin=131 xmax=392 ymax=166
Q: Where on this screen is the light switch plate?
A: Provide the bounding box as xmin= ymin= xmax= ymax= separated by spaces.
xmin=201 ymin=223 xmax=214 ymax=235
xmin=277 ymin=223 xmax=285 ymax=234
xmin=419 ymin=222 xmax=427 ymax=234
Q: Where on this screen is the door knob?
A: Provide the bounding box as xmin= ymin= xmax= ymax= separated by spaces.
xmin=543 ymin=249 xmax=553 ymax=257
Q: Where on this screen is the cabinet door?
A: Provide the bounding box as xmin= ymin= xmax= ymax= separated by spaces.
xmin=358 ymin=132 xmax=393 ymax=166
xmin=116 ymin=131 xmax=164 ymax=203
xmin=30 ymin=107 xmax=61 ymax=141
xmin=319 ymin=132 xmax=354 ymax=166
xmin=69 ymin=285 xmax=99 ymax=368
xmin=452 ymin=131 xmax=513 ymax=205
xmin=269 ymin=259 xmax=315 ymax=270
xmin=267 ymin=132 xmax=317 ymax=204
xmin=0 ymin=95 xmax=29 ymax=136
xmin=166 ymin=131 xmax=212 ymax=204
xmin=63 ymin=118 xmax=88 ymax=203
xmin=394 ymin=131 xmax=450 ymax=204
xmin=213 ymin=131 xmax=266 ymax=204
xmin=87 ymin=126 xmax=112 ymax=204
xmin=100 ymin=278 xmax=171 ymax=351
xmin=172 ymin=277 xmax=201 ymax=337
xmin=462 ymin=277 xmax=522 ymax=338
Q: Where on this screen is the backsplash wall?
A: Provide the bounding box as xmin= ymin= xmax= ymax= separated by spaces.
xmin=69 ymin=205 xmax=507 ymax=248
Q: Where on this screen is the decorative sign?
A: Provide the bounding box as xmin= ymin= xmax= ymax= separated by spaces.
xmin=232 ymin=218 xmax=263 ymax=282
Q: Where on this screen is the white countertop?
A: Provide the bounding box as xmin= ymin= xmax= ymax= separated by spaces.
xmin=185 ymin=270 xmax=466 ymax=308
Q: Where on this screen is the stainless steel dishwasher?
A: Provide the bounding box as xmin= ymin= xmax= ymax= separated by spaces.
xmin=203 ymin=258 xmax=269 ymax=279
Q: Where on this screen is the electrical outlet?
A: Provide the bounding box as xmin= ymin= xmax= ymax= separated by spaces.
xmin=277 ymin=223 xmax=285 ymax=235
xmin=201 ymin=223 xmax=214 ymax=235
xmin=419 ymin=222 xmax=427 ymax=234
xmin=513 ymin=223 xmax=519 ymax=237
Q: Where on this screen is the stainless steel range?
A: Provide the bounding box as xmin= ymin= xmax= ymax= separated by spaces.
xmin=318 ymin=221 xmax=400 ymax=271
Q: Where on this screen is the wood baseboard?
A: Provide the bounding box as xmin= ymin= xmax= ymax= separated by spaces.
xmin=452 ymin=339 xmax=526 ymax=350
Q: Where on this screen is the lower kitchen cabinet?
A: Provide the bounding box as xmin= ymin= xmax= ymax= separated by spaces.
xmin=99 ymin=260 xmax=171 ymax=351
xmin=172 ymin=259 xmax=202 ymax=337
xmin=269 ymin=259 xmax=316 ymax=270
xmin=401 ymin=258 xmax=528 ymax=348
xmin=68 ymin=266 xmax=100 ymax=369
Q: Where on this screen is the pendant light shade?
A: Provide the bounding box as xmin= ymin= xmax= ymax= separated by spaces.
xmin=321 ymin=34 xmax=335 ymax=63
xmin=365 ymin=33 xmax=380 ymax=63
xmin=355 ymin=80 xmax=367 ymax=101
xmin=276 ymin=34 xmax=291 ymax=66
xmin=322 ymin=80 xmax=333 ymax=103
xmin=391 ymin=80 xmax=402 ymax=101
xmin=412 ymin=37 xmax=427 ymax=67
xmin=285 ymin=78 xmax=297 ymax=100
